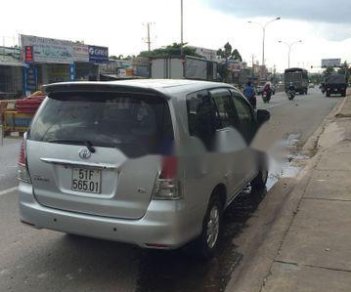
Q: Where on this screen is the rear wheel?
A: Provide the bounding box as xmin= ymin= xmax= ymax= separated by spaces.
xmin=326 ymin=92 xmax=330 ymax=97
xmin=251 ymin=152 xmax=268 ymax=191
xmin=194 ymin=195 xmax=223 ymax=259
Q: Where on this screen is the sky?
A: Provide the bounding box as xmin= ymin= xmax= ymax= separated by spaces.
xmin=1 ymin=0 xmax=351 ymax=73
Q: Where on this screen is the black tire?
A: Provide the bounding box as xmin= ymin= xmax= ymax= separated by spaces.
xmin=193 ymin=195 xmax=223 ymax=259
xmin=326 ymin=92 xmax=330 ymax=97
xmin=251 ymin=153 xmax=268 ymax=191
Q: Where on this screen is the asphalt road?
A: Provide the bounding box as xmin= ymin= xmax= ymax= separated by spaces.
xmin=0 ymin=88 xmax=341 ymax=292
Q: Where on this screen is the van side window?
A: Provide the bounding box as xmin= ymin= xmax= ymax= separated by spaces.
xmin=209 ymin=89 xmax=239 ymax=129
xmin=186 ymin=90 xmax=217 ymax=149
xmin=230 ymin=89 xmax=255 ymax=142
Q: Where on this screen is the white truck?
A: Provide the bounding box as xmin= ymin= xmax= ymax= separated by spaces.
xmin=151 ymin=56 xmax=218 ymax=81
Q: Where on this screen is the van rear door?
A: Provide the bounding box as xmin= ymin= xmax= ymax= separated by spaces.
xmin=27 ymin=89 xmax=174 ymax=219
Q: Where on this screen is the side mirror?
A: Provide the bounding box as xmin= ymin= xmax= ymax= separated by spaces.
xmin=256 ymin=109 xmax=270 ymax=126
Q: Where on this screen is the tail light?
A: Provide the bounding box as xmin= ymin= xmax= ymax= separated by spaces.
xmin=153 ymin=156 xmax=182 ymax=200
xmin=159 ymin=156 xmax=177 ymax=179
xmin=17 ymin=138 xmax=31 ymax=183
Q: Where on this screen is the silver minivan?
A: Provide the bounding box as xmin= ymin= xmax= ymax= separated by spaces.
xmin=18 ymin=79 xmax=269 ymax=258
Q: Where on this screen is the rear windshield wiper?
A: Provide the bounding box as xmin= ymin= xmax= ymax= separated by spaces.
xmin=47 ymin=139 xmax=96 ymax=153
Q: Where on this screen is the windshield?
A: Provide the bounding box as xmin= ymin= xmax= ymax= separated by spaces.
xmin=29 ymin=92 xmax=174 ymax=157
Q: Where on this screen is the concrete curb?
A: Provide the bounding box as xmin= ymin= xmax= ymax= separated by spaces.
xmin=335 ymin=95 xmax=351 ymax=118
xmin=225 ymin=97 xmax=345 ymax=292
xmin=302 ymin=96 xmax=345 ymax=156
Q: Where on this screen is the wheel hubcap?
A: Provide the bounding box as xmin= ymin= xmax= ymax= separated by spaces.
xmin=206 ymin=206 xmax=220 ymax=249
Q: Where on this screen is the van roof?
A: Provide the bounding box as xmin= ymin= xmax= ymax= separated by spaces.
xmin=44 ymin=79 xmax=233 ymax=98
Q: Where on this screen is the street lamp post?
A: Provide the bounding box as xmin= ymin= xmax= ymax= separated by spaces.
xmin=278 ymin=40 xmax=302 ymax=68
xmin=248 ymin=17 xmax=280 ymax=67
xmin=180 ymin=0 xmax=183 ymax=57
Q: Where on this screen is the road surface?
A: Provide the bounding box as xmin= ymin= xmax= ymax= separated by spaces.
xmin=0 ymin=88 xmax=341 ymax=291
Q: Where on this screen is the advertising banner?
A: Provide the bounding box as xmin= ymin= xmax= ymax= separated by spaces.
xmin=321 ymin=59 xmax=341 ymax=68
xmin=23 ymin=64 xmax=38 ymax=94
xmin=21 ymin=35 xmax=108 ymax=64
xmin=89 ymin=46 xmax=109 ymax=63
xmin=73 ymin=44 xmax=89 ymax=62
xmin=24 ymin=46 xmax=34 ymax=63
xmin=21 ymin=35 xmax=74 ymax=64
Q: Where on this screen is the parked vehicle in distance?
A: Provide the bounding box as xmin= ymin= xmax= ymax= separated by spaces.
xmin=309 ymin=83 xmax=315 ymax=88
xmin=324 ymin=74 xmax=347 ymax=97
xmin=284 ymin=67 xmax=309 ymax=95
xmin=18 ymin=79 xmax=270 ymax=259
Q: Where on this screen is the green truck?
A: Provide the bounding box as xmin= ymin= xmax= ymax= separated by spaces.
xmin=284 ymin=67 xmax=309 ymax=95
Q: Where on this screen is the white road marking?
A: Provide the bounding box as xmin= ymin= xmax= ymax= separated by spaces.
xmin=0 ymin=186 xmax=18 ymax=197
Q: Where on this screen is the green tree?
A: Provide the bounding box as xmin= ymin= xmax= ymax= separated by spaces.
xmin=217 ymin=42 xmax=242 ymax=61
xmin=337 ymin=61 xmax=351 ymax=79
xmin=138 ymin=43 xmax=201 ymax=58
xmin=323 ymin=66 xmax=335 ymax=78
xmin=231 ymin=49 xmax=242 ymax=62
xmin=224 ymin=42 xmax=232 ymax=59
xmin=216 ymin=42 xmax=243 ymax=82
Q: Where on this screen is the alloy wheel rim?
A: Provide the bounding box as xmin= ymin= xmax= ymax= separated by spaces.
xmin=206 ymin=206 xmax=220 ymax=249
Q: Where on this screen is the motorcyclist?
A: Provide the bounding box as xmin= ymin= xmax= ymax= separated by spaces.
xmin=288 ymin=82 xmax=295 ymax=92
xmin=262 ymin=82 xmax=272 ymax=103
xmin=243 ymin=81 xmax=256 ymax=109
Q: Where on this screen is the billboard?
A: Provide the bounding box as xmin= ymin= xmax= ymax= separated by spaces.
xmin=72 ymin=44 xmax=89 ymax=62
xmin=21 ymin=34 xmax=74 ymax=64
xmin=191 ymin=46 xmax=217 ymax=61
xmin=88 ymin=46 xmax=109 ymax=63
xmin=20 ymin=35 xmax=95 ymax=64
xmin=321 ymin=58 xmax=341 ymax=68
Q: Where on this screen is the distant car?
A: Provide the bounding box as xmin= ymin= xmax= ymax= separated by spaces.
xmin=18 ymin=79 xmax=270 ymax=259
xmin=309 ymin=83 xmax=315 ymax=88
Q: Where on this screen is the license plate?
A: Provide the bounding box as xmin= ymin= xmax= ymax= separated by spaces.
xmin=72 ymin=168 xmax=101 ymax=194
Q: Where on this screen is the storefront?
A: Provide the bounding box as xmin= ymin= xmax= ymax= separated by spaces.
xmin=0 ymin=47 xmax=25 ymax=98
xmin=20 ymin=35 xmax=108 ymax=93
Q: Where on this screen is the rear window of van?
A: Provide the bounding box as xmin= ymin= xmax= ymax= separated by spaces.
xmin=29 ymin=92 xmax=174 ymax=157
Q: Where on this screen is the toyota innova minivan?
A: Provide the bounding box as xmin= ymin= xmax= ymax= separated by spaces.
xmin=18 ymin=79 xmax=269 ymax=258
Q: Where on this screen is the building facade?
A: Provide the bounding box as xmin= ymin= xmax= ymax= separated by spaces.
xmin=20 ymin=34 xmax=109 ymax=94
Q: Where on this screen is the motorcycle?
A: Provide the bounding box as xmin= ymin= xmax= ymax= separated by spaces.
xmin=287 ymin=89 xmax=296 ymax=100
xmin=262 ymin=90 xmax=271 ymax=103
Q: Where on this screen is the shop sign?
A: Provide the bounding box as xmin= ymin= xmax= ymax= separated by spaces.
xmin=88 ymin=46 xmax=109 ymax=63
xmin=21 ymin=34 xmax=74 ymax=64
xmin=73 ymin=44 xmax=89 ymax=62
xmin=24 ymin=46 xmax=34 ymax=63
xmin=69 ymin=64 xmax=76 ymax=81
xmin=23 ymin=64 xmax=38 ymax=94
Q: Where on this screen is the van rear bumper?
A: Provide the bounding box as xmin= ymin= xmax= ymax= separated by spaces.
xmin=18 ymin=183 xmax=202 ymax=249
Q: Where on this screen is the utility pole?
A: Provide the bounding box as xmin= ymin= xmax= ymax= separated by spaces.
xmin=144 ymin=22 xmax=153 ymax=51
xmin=180 ymin=0 xmax=184 ymax=56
